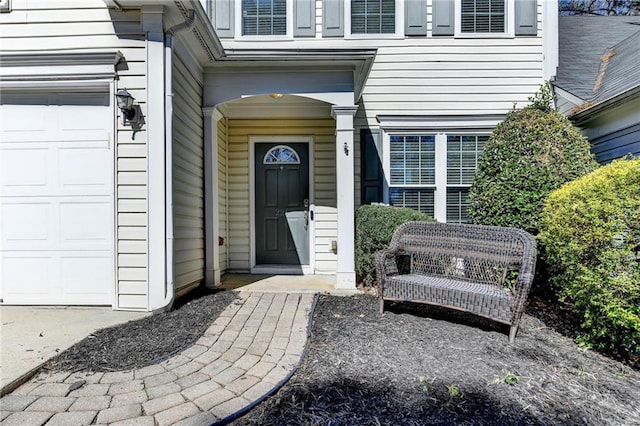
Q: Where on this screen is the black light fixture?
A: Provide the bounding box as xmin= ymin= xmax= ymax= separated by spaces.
xmin=115 ymin=89 xmax=138 ymax=125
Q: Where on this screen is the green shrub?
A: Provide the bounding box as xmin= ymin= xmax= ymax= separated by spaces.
xmin=468 ymin=104 xmax=598 ymax=235
xmin=355 ymin=204 xmax=431 ymax=286
xmin=538 ymin=158 xmax=640 ymax=366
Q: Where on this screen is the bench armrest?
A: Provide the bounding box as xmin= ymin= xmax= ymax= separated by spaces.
xmin=375 ymin=249 xmax=402 ymax=293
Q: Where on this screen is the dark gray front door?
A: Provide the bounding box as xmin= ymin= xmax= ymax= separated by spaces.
xmin=255 ymin=143 xmax=309 ymax=265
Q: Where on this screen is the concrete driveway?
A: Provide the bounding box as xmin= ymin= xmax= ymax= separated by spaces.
xmin=0 ymin=306 xmax=148 ymax=395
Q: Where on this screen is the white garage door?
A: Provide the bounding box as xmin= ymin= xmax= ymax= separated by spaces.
xmin=1 ymin=92 xmax=115 ymax=305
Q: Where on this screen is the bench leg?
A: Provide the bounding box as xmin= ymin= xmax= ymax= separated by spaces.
xmin=509 ymin=325 xmax=518 ymax=343
xmin=379 ymin=298 xmax=385 ymax=314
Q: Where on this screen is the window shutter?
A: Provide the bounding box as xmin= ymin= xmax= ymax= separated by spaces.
xmin=405 ymin=0 xmax=427 ymax=36
xmin=361 ymin=128 xmax=383 ymax=204
xmin=214 ymin=0 xmax=234 ymax=38
xmin=432 ymin=0 xmax=454 ymax=36
xmin=294 ymin=0 xmax=316 ymax=37
xmin=323 ymin=0 xmax=344 ymax=37
xmin=515 ymin=0 xmax=537 ymax=36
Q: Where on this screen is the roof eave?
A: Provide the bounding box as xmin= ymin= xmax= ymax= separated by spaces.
xmin=570 ymin=84 xmax=640 ymax=125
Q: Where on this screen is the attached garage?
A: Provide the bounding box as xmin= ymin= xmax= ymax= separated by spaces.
xmin=0 ymin=91 xmax=115 ymax=305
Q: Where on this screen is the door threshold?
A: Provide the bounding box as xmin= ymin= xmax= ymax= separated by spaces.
xmin=251 ymin=265 xmax=314 ymax=275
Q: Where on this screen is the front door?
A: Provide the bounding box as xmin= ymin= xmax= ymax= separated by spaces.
xmin=255 ymin=143 xmax=309 ymax=265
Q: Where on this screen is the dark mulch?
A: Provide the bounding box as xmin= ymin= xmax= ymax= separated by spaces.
xmin=235 ymin=294 xmax=640 ymax=426
xmin=42 ymin=288 xmax=240 ymax=373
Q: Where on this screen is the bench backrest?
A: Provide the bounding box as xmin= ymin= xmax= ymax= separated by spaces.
xmin=388 ymin=222 xmax=536 ymax=289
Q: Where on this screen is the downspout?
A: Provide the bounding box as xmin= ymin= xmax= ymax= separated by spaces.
xmin=159 ymin=10 xmax=197 ymax=310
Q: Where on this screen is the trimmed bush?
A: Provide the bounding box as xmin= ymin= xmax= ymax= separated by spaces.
xmin=538 ymin=158 xmax=640 ymax=366
xmin=355 ymin=204 xmax=431 ymax=287
xmin=468 ymin=105 xmax=598 ymax=235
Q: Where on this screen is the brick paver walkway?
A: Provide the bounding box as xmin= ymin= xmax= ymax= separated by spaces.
xmin=0 ymin=292 xmax=316 ymax=425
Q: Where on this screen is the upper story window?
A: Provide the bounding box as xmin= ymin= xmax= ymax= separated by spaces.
xmin=242 ymin=0 xmax=287 ymax=36
xmin=461 ymin=0 xmax=505 ymax=33
xmin=351 ymin=0 xmax=396 ymax=34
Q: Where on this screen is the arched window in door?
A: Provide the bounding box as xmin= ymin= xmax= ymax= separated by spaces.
xmin=262 ymin=145 xmax=301 ymax=164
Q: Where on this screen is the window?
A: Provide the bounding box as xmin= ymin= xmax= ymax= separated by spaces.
xmin=351 ymin=0 xmax=396 ymax=34
xmin=388 ymin=135 xmax=435 ymax=216
xmin=385 ymin=132 xmax=487 ymax=223
xmin=446 ymin=135 xmax=488 ymax=223
xmin=242 ymin=0 xmax=286 ymax=36
xmin=461 ymin=0 xmax=506 ymax=33
xmin=263 ymin=145 xmax=300 ymax=164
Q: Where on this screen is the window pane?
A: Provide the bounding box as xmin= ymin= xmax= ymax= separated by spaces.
xmin=447 ymin=135 xmax=485 ymax=185
xmin=242 ymin=0 xmax=287 ymax=36
xmin=447 ymin=188 xmax=470 ymax=223
xmin=351 ymin=0 xmax=395 ymax=34
xmin=263 ymin=145 xmax=301 ymax=164
xmin=390 ymin=135 xmax=435 ymax=185
xmin=390 ymin=188 xmax=435 ymax=218
xmin=461 ymin=0 xmax=505 ymax=33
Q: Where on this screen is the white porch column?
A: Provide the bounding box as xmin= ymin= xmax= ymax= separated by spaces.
xmin=203 ymin=107 xmax=223 ymax=287
xmin=331 ymin=105 xmax=359 ymax=289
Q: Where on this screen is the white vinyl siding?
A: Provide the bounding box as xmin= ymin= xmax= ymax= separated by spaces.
xmin=0 ymin=1 xmax=149 ymax=310
xmin=226 ymin=119 xmax=337 ymax=273
xmin=172 ymin=44 xmax=205 ymax=295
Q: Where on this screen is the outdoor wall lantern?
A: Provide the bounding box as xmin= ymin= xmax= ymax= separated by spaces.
xmin=115 ymin=89 xmax=140 ymax=126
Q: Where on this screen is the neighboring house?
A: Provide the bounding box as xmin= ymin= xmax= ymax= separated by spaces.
xmin=0 ymin=0 xmax=557 ymax=311
xmin=553 ymin=15 xmax=640 ymax=163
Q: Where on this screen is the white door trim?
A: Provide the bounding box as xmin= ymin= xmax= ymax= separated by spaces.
xmin=249 ymin=135 xmax=315 ymax=274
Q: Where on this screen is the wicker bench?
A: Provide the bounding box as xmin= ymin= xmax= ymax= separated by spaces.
xmin=376 ymin=222 xmax=536 ymax=343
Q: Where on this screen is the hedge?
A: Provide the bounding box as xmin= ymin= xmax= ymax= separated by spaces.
xmin=468 ymin=103 xmax=598 ymax=235
xmin=538 ymin=158 xmax=640 ymax=366
xmin=355 ymin=204 xmax=431 ymax=287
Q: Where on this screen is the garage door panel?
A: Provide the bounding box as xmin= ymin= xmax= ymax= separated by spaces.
xmin=2 ymin=197 xmax=112 ymax=251
xmin=1 ymin=201 xmax=51 ymax=249
xmin=59 ymin=146 xmax=111 ymax=193
xmin=2 ymin=255 xmax=54 ymax=299
xmin=1 ymin=147 xmax=49 ymax=192
xmin=60 ymin=200 xmax=112 ymax=248
xmin=61 ymin=256 xmax=111 ymax=299
xmin=1 ymin=252 xmax=111 ymax=304
xmin=0 ymin=105 xmax=48 ymax=142
xmin=60 ymin=253 xmax=113 ymax=303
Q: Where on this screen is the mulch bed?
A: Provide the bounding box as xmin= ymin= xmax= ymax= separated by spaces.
xmin=42 ymin=288 xmax=240 ymax=373
xmin=235 ymin=294 xmax=640 ymax=426
xmin=41 ymin=288 xmax=640 ymax=425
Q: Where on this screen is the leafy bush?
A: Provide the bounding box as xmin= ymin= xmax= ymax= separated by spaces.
xmin=355 ymin=204 xmax=431 ymax=286
xmin=538 ymin=158 xmax=640 ymax=366
xmin=468 ymin=104 xmax=598 ymax=235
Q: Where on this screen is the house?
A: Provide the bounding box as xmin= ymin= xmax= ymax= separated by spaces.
xmin=0 ymin=0 xmax=558 ymax=311
xmin=553 ymin=15 xmax=640 ymax=163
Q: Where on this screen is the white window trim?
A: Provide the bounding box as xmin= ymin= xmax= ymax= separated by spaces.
xmin=382 ymin=128 xmax=492 ymax=223
xmin=454 ymin=0 xmax=515 ymax=38
xmin=0 ymin=0 xmax=11 ymax=12
xmin=345 ymin=0 xmax=404 ymax=39
xmin=234 ymin=0 xmax=294 ymax=40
